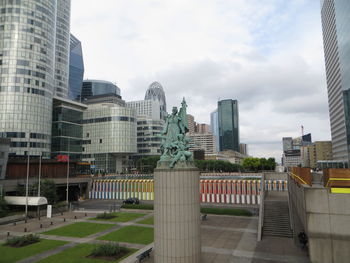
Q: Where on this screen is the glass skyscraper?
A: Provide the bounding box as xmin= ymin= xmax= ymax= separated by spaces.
xmin=81 ymin=80 xmax=121 ymax=100
xmin=218 ymin=99 xmax=240 ymax=152
xmin=68 ymin=34 xmax=84 ymax=101
xmin=0 ymin=0 xmax=66 ymax=157
xmin=210 ymin=110 xmax=219 ymax=153
xmin=54 ymin=0 xmax=71 ymax=98
xmin=321 ymin=0 xmax=350 ymax=162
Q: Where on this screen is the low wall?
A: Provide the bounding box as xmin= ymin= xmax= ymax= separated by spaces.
xmin=289 ymin=176 xmax=350 ymax=263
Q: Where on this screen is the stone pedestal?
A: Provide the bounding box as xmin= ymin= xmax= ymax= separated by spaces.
xmin=154 ymin=162 xmax=201 ymax=263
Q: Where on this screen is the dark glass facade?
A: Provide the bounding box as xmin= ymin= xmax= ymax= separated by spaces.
xmin=81 ymin=80 xmax=120 ymax=100
xmin=218 ymin=99 xmax=239 ymax=152
xmin=321 ymin=0 xmax=350 ymax=161
xmin=51 ymin=98 xmax=86 ymax=160
xmin=68 ymin=34 xmax=84 ymax=101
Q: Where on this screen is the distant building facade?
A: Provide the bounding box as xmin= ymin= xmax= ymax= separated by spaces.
xmin=82 ymin=102 xmax=137 ymax=173
xmin=218 ymin=99 xmax=240 ymax=152
xmin=68 ymin=34 xmax=84 ymax=101
xmin=81 ymin=80 xmax=121 ymax=100
xmin=188 ymin=133 xmax=215 ymax=154
xmin=239 ymin=143 xmax=248 ymax=155
xmin=301 ymin=141 xmax=333 ymax=169
xmin=282 ymin=133 xmax=312 ymax=168
xmin=196 ymin=123 xmax=210 ymax=134
xmin=126 ymin=100 xmax=161 ymax=121
xmin=136 ymin=118 xmax=164 ymax=156
xmin=144 ymin=81 xmax=167 ymax=120
xmin=187 ymin=114 xmax=196 ymax=134
xmin=320 ymin=0 xmax=350 ymax=163
xmin=210 ymin=110 xmax=219 ymax=153
xmin=0 ymin=139 xmax=10 ymax=179
xmin=51 ymin=97 xmax=87 ymax=160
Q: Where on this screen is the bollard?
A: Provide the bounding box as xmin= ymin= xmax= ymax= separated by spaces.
xmin=74 ymin=215 xmax=77 ymax=219
xmin=85 ymin=213 xmax=87 ymax=217
xmin=40 ymin=224 xmax=42 ymax=229
xmin=61 ymin=212 xmax=63 ymax=216
xmin=50 ymin=221 xmax=53 ymax=225
xmin=63 ymin=218 xmax=66 ymax=222
xmin=7 ymin=232 xmax=10 ymax=237
xmin=25 ymin=219 xmax=27 ymax=224
xmin=38 ymin=217 xmax=41 ymax=221
xmin=13 ymin=222 xmax=16 ymax=226
xmin=24 ymin=228 xmax=27 ymax=232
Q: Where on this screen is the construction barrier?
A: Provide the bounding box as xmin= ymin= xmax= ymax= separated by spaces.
xmin=89 ymin=179 xmax=287 ymax=204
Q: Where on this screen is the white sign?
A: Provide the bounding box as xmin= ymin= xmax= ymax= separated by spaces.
xmin=47 ymin=205 xmax=52 ymax=218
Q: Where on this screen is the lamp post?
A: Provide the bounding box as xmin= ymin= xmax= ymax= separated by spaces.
xmin=66 ymin=138 xmax=70 ymax=204
xmin=25 ymin=132 xmax=30 ymax=219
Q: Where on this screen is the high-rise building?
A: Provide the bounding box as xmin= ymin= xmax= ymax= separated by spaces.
xmin=301 ymin=141 xmax=333 ymax=169
xmin=51 ymin=97 xmax=87 ymax=160
xmin=136 ymin=118 xmax=164 ymax=156
xmin=144 ymin=81 xmax=167 ymax=120
xmin=210 ymin=110 xmax=219 ymax=153
xmin=188 ymin=133 xmax=215 ymax=154
xmin=320 ymin=0 xmax=350 ymax=162
xmin=187 ymin=114 xmax=196 ymax=134
xmin=54 ymin=0 xmax=71 ymax=98
xmin=239 ymin=143 xmax=248 ymax=155
xmin=282 ymin=137 xmax=293 ymax=152
xmin=68 ymin=34 xmax=84 ymax=101
xmin=81 ymin=102 xmax=137 ymax=173
xmin=126 ymin=100 xmax=161 ymax=121
xmin=0 ymin=0 xmax=69 ymax=157
xmin=196 ymin=123 xmax=210 ymax=134
xmin=218 ymin=99 xmax=240 ymax=152
xmin=81 ymin=80 xmax=121 ymax=100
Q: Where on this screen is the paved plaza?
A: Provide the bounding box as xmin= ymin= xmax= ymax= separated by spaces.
xmin=0 ymin=209 xmax=309 ymax=263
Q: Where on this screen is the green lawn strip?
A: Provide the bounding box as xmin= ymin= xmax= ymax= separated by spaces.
xmin=121 ymin=204 xmax=154 ymax=210
xmin=200 ymin=207 xmax=252 ymax=216
xmin=43 ymin=222 xmax=114 ymax=238
xmin=137 ymin=216 xmax=154 ymax=225
xmin=37 ymin=243 xmax=136 ymax=263
xmin=98 ymin=226 xmax=154 ymax=245
xmin=0 ymin=239 xmax=68 ymax=263
xmin=90 ymin=212 xmax=146 ymax=222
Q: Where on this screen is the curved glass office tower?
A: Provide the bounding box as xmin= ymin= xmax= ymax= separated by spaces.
xmin=54 ymin=0 xmax=71 ymax=98
xmin=0 ymin=0 xmax=59 ymax=157
xmin=68 ymin=34 xmax=84 ymax=101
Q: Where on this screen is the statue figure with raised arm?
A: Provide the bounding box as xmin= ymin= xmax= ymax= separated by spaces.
xmin=158 ymin=98 xmax=193 ymax=167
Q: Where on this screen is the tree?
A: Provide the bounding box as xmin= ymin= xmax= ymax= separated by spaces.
xmin=15 ymin=179 xmax=58 ymax=205
xmin=242 ymin=157 xmax=261 ymax=171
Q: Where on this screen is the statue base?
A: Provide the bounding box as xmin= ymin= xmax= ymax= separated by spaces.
xmin=154 ymin=162 xmax=201 ymax=263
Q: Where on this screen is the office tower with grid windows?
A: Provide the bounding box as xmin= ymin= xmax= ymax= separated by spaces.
xmin=320 ymin=0 xmax=350 ymax=162
xmin=0 ymin=0 xmax=71 ymax=157
xmin=218 ymin=99 xmax=240 ymax=152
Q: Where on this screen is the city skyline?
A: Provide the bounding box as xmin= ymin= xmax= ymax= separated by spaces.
xmin=71 ymin=0 xmax=330 ymax=160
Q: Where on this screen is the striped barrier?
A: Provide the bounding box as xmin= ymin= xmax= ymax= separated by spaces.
xmin=89 ymin=179 xmax=287 ymax=204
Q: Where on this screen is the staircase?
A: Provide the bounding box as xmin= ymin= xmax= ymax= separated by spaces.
xmin=263 ymin=200 xmax=293 ymax=238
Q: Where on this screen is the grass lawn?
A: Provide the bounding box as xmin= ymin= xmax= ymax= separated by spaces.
xmin=121 ymin=204 xmax=154 ymax=210
xmin=98 ymin=226 xmax=154 ymax=245
xmin=200 ymin=207 xmax=252 ymax=216
xmin=90 ymin=212 xmax=146 ymax=223
xmin=0 ymin=239 xmax=67 ymax=263
xmin=43 ymin=222 xmax=114 ymax=238
xmin=37 ymin=243 xmax=136 ymax=263
xmin=137 ymin=216 xmax=154 ymax=225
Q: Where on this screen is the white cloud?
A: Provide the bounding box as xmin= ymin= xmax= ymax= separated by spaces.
xmin=71 ymin=0 xmax=329 ymax=161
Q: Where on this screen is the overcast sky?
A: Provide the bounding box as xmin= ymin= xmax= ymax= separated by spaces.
xmin=71 ymin=0 xmax=330 ymax=162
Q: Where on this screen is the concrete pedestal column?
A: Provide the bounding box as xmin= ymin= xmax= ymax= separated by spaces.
xmin=154 ymin=163 xmax=201 ymax=263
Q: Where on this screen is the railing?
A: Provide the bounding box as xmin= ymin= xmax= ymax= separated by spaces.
xmin=290 ymin=167 xmax=312 ymax=186
xmin=323 ymin=169 xmax=350 ymax=188
xmin=257 ymin=174 xmax=265 ymax=241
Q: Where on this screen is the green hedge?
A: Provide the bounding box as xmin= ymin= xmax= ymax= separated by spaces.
xmin=121 ymin=204 xmax=154 ymax=210
xmin=200 ymin=207 xmax=252 ymax=217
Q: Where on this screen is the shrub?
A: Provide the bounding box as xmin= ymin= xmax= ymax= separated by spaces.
xmin=96 ymin=212 xmax=116 ymax=219
xmin=0 ymin=197 xmax=8 ymax=218
xmin=5 ymin=234 xmax=40 ymax=247
xmin=121 ymin=204 xmax=154 ymax=210
xmin=200 ymin=207 xmax=252 ymax=217
xmin=91 ymin=242 xmax=124 ymax=257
